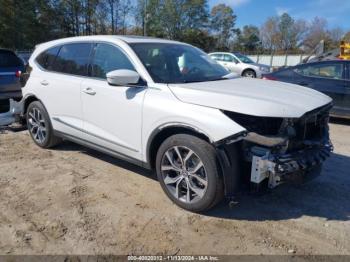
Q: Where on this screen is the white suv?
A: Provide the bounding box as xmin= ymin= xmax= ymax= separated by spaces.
xmin=21 ymin=36 xmax=333 ymax=212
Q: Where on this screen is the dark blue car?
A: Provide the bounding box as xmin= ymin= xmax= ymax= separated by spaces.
xmin=0 ymin=48 xmax=24 ymax=112
xmin=263 ymin=60 xmax=350 ymax=119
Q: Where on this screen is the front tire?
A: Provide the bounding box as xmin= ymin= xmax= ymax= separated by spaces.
xmin=156 ymin=134 xmax=223 ymax=212
xmin=26 ymin=101 xmax=62 ymax=148
xmin=242 ymin=69 xmax=256 ymax=78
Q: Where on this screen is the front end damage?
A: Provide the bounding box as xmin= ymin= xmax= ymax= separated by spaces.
xmin=216 ymin=103 xmax=333 ymax=197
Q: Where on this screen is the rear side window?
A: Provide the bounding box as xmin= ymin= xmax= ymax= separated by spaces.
xmin=51 ymin=43 xmax=93 ymax=76
xmin=210 ymin=54 xmax=223 ymax=61
xmin=295 ymin=63 xmax=344 ymax=80
xmin=0 ymin=50 xmax=23 ymax=67
xmin=91 ymin=43 xmax=134 ymax=79
xmin=36 ymin=46 xmax=61 ymax=70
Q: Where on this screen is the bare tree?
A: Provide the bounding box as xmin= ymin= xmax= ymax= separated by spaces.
xmin=260 ymin=16 xmax=280 ymax=51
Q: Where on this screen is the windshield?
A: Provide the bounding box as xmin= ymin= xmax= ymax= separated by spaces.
xmin=233 ymin=53 xmax=254 ymax=64
xmin=130 ymin=43 xmax=229 ymax=84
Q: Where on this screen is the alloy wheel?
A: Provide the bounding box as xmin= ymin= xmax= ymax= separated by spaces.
xmin=28 ymin=107 xmax=47 ymax=144
xmin=160 ymin=146 xmax=208 ymax=203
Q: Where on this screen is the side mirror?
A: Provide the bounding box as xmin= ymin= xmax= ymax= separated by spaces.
xmin=106 ymin=69 xmax=140 ymax=86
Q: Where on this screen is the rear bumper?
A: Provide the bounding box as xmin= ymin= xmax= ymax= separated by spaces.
xmin=0 ymin=99 xmax=23 ymax=126
xmin=0 ymin=90 xmax=22 ymax=100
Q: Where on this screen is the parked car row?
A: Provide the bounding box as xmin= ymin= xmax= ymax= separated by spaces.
xmin=208 ymin=51 xmax=350 ymax=119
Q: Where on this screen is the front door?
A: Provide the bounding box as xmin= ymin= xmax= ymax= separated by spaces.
xmin=223 ymin=54 xmax=240 ymax=74
xmin=81 ymin=43 xmax=146 ymax=160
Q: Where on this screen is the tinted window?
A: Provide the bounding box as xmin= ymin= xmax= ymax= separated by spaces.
xmin=295 ymin=63 xmax=344 ymax=80
xmin=36 ymin=46 xmax=60 ymax=70
xmin=91 ymin=43 xmax=135 ymax=79
xmin=51 ymin=43 xmax=92 ymax=76
xmin=0 ymin=50 xmax=23 ymax=67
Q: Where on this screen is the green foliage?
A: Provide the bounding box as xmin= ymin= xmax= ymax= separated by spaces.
xmin=210 ymin=4 xmax=236 ymax=50
xmin=233 ymin=25 xmax=261 ymax=52
xmin=0 ymin=0 xmax=345 ymax=54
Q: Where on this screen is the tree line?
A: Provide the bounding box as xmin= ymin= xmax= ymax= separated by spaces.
xmin=0 ymin=0 xmax=349 ymax=53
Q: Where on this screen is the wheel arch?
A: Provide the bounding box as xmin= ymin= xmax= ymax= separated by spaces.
xmin=22 ymin=94 xmax=40 ymax=116
xmin=146 ymin=124 xmax=213 ymax=170
xmin=241 ymin=68 xmax=256 ymax=76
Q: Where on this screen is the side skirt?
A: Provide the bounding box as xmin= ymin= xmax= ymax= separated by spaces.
xmin=54 ymin=130 xmax=151 ymax=170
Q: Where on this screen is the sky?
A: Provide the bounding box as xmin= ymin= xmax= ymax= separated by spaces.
xmin=209 ymin=0 xmax=350 ymax=30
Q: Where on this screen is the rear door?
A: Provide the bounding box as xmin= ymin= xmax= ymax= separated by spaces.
xmin=35 ymin=43 xmax=93 ymax=137
xmin=293 ymin=62 xmax=347 ymax=111
xmin=0 ymin=50 xmax=24 ymax=98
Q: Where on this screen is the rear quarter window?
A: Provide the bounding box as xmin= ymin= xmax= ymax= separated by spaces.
xmin=50 ymin=43 xmax=93 ymax=76
xmin=0 ymin=50 xmax=23 ymax=67
xmin=36 ymin=46 xmax=61 ymax=70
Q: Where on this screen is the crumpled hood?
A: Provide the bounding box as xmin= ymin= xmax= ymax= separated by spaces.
xmin=168 ymin=78 xmax=332 ymax=118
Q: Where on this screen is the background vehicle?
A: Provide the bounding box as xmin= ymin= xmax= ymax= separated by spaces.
xmin=21 ymin=36 xmax=332 ymax=212
xmin=263 ymin=60 xmax=350 ymax=119
xmin=17 ymin=51 xmax=32 ymax=66
xmin=209 ymin=52 xmax=271 ymax=78
xmin=0 ymin=49 xmax=24 ymax=113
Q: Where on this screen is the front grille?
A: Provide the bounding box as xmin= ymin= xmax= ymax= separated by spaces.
xmin=0 ymin=99 xmax=10 ymax=113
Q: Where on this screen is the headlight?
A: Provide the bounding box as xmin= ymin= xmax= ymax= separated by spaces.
xmin=259 ymin=66 xmax=270 ymax=72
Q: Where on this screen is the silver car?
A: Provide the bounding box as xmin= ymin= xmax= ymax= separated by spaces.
xmin=209 ymin=52 xmax=271 ymax=78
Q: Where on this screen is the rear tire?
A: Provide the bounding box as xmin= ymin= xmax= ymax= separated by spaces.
xmin=156 ymin=134 xmax=223 ymax=212
xmin=26 ymin=101 xmax=62 ymax=148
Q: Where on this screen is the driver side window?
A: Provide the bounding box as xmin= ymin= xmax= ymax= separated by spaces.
xmin=91 ymin=43 xmax=135 ymax=79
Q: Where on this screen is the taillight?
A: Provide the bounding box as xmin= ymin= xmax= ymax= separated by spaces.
xmin=15 ymin=70 xmax=21 ymax=78
xmin=262 ymin=75 xmax=277 ymax=81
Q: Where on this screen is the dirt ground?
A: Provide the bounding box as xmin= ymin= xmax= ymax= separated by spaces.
xmin=0 ymin=121 xmax=349 ymax=256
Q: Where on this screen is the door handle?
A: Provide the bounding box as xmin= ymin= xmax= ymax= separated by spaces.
xmin=40 ymin=80 xmax=49 ymax=86
xmin=83 ymin=87 xmax=96 ymax=95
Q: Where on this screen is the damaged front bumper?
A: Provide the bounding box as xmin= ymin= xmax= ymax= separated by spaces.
xmin=249 ymin=140 xmax=333 ymax=188
xmin=216 ymin=104 xmax=333 ymax=197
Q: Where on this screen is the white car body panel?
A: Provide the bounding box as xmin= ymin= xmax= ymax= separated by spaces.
xmin=22 ymin=35 xmax=332 ymax=167
xmin=80 ymin=77 xmax=146 ymax=159
xmin=141 ymin=83 xmax=245 ymax=162
xmin=169 ymin=78 xmax=332 ymax=118
xmin=24 ymin=70 xmax=84 ymax=138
